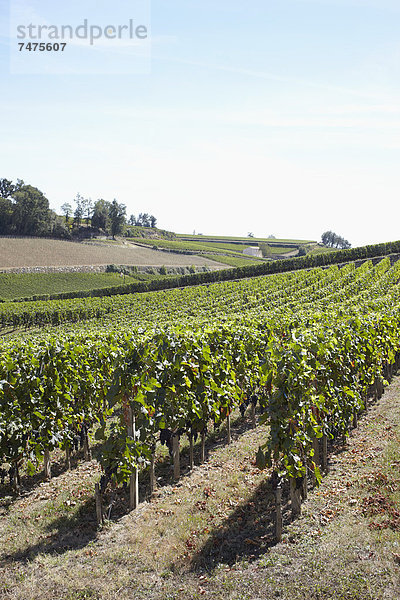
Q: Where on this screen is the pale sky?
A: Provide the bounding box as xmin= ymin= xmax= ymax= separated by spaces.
xmin=1 ymin=0 xmax=400 ymax=247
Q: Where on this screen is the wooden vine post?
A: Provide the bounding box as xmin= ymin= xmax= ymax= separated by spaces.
xmin=127 ymin=407 xmax=139 ymax=510
xmin=149 ymin=443 xmax=156 ymax=495
xmin=200 ymin=430 xmax=206 ymax=463
xmin=95 ymin=483 xmax=104 ymax=525
xmin=12 ymin=464 xmax=20 ymax=494
xmin=227 ymin=411 xmax=231 ymax=445
xmin=275 ymin=483 xmax=282 ymax=542
xmin=65 ymin=445 xmax=71 ymax=470
xmin=189 ymin=433 xmax=194 ymax=471
xmin=322 ymin=433 xmax=328 ymax=473
xmin=312 ymin=436 xmax=320 ymax=485
xmin=44 ymin=448 xmax=51 ymax=480
xmin=130 ymin=466 xmax=139 ymax=509
xmin=300 ymin=449 xmax=307 ymax=500
xmin=83 ymin=428 xmax=91 ymax=461
xmin=172 ymin=433 xmax=180 ymax=481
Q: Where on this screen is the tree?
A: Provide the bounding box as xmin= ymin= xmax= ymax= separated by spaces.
xmin=61 ymin=203 xmax=73 ymax=226
xmin=92 ymin=199 xmax=111 ymax=232
xmin=321 ymin=231 xmax=332 ymax=246
xmin=108 ymin=199 xmax=126 ymax=239
xmin=321 ymin=230 xmax=351 ymax=249
xmin=136 ymin=212 xmax=149 ymax=227
xmin=81 ymin=197 xmax=94 ymax=227
xmin=131 ymin=212 xmax=157 ymax=228
xmin=0 ymin=178 xmax=15 ymax=199
xmin=73 ymin=193 xmax=84 ymax=228
xmin=0 ymin=178 xmax=23 ymax=199
xmin=12 ymin=184 xmax=52 ymax=236
xmin=0 ymin=197 xmax=14 ymax=234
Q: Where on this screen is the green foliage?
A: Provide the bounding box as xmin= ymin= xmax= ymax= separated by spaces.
xmin=259 ymin=243 xmax=271 ymax=257
xmin=60 ymin=202 xmax=72 ymax=226
xmin=11 ymin=185 xmax=52 ymax=236
xmin=91 ymin=199 xmax=110 ymax=232
xmin=0 ymin=178 xmax=19 ymax=199
xmin=129 ymin=213 xmax=157 ymax=228
xmin=0 ymin=178 xmax=70 ymax=239
xmin=322 ymin=230 xmax=351 ymax=249
xmin=0 ymin=197 xmax=14 ymax=235
xmin=2 ymin=238 xmax=394 ymax=305
xmin=1 ymin=253 xmax=400 ymax=489
xmin=0 ymin=272 xmax=133 ymax=301
xmin=108 ymin=199 xmax=126 ymax=238
xmin=125 ymin=225 xmax=175 ymax=240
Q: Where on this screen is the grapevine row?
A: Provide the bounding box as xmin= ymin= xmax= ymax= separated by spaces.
xmin=0 ymin=258 xmax=399 ymax=517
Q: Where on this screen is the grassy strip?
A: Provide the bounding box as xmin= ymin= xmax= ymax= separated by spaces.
xmin=132 ymin=237 xmax=257 ymax=256
xmin=200 ymin=254 xmax=266 ymax=267
xmin=0 ymin=272 xmax=129 ymax=301
xmin=0 ymin=271 xmax=180 ymax=302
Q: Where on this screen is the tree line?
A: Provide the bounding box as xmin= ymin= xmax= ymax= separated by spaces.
xmin=321 ymin=230 xmax=351 ymax=249
xmin=0 ymin=178 xmax=157 ymax=239
xmin=61 ymin=195 xmax=157 ymax=237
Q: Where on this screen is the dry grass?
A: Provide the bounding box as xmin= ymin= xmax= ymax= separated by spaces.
xmin=1 ymin=379 xmax=400 ymax=600
xmin=0 ymin=238 xmax=225 ymax=270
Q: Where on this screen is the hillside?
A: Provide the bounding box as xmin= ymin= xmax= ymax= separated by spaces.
xmin=0 ymin=237 xmax=225 ymax=271
xmin=0 ymin=233 xmax=322 ymax=277
xmin=135 ymin=233 xmax=318 ymax=266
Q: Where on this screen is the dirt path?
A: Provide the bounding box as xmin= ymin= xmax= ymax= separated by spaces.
xmin=1 ymin=377 xmax=400 ymax=599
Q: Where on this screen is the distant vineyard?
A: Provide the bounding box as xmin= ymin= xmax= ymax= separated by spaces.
xmin=0 ymin=238 xmax=397 ymax=304
xmin=0 ymin=271 xmax=130 ymax=301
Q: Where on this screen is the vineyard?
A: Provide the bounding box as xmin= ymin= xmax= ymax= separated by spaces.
xmin=1 ymin=254 xmax=400 ymax=531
